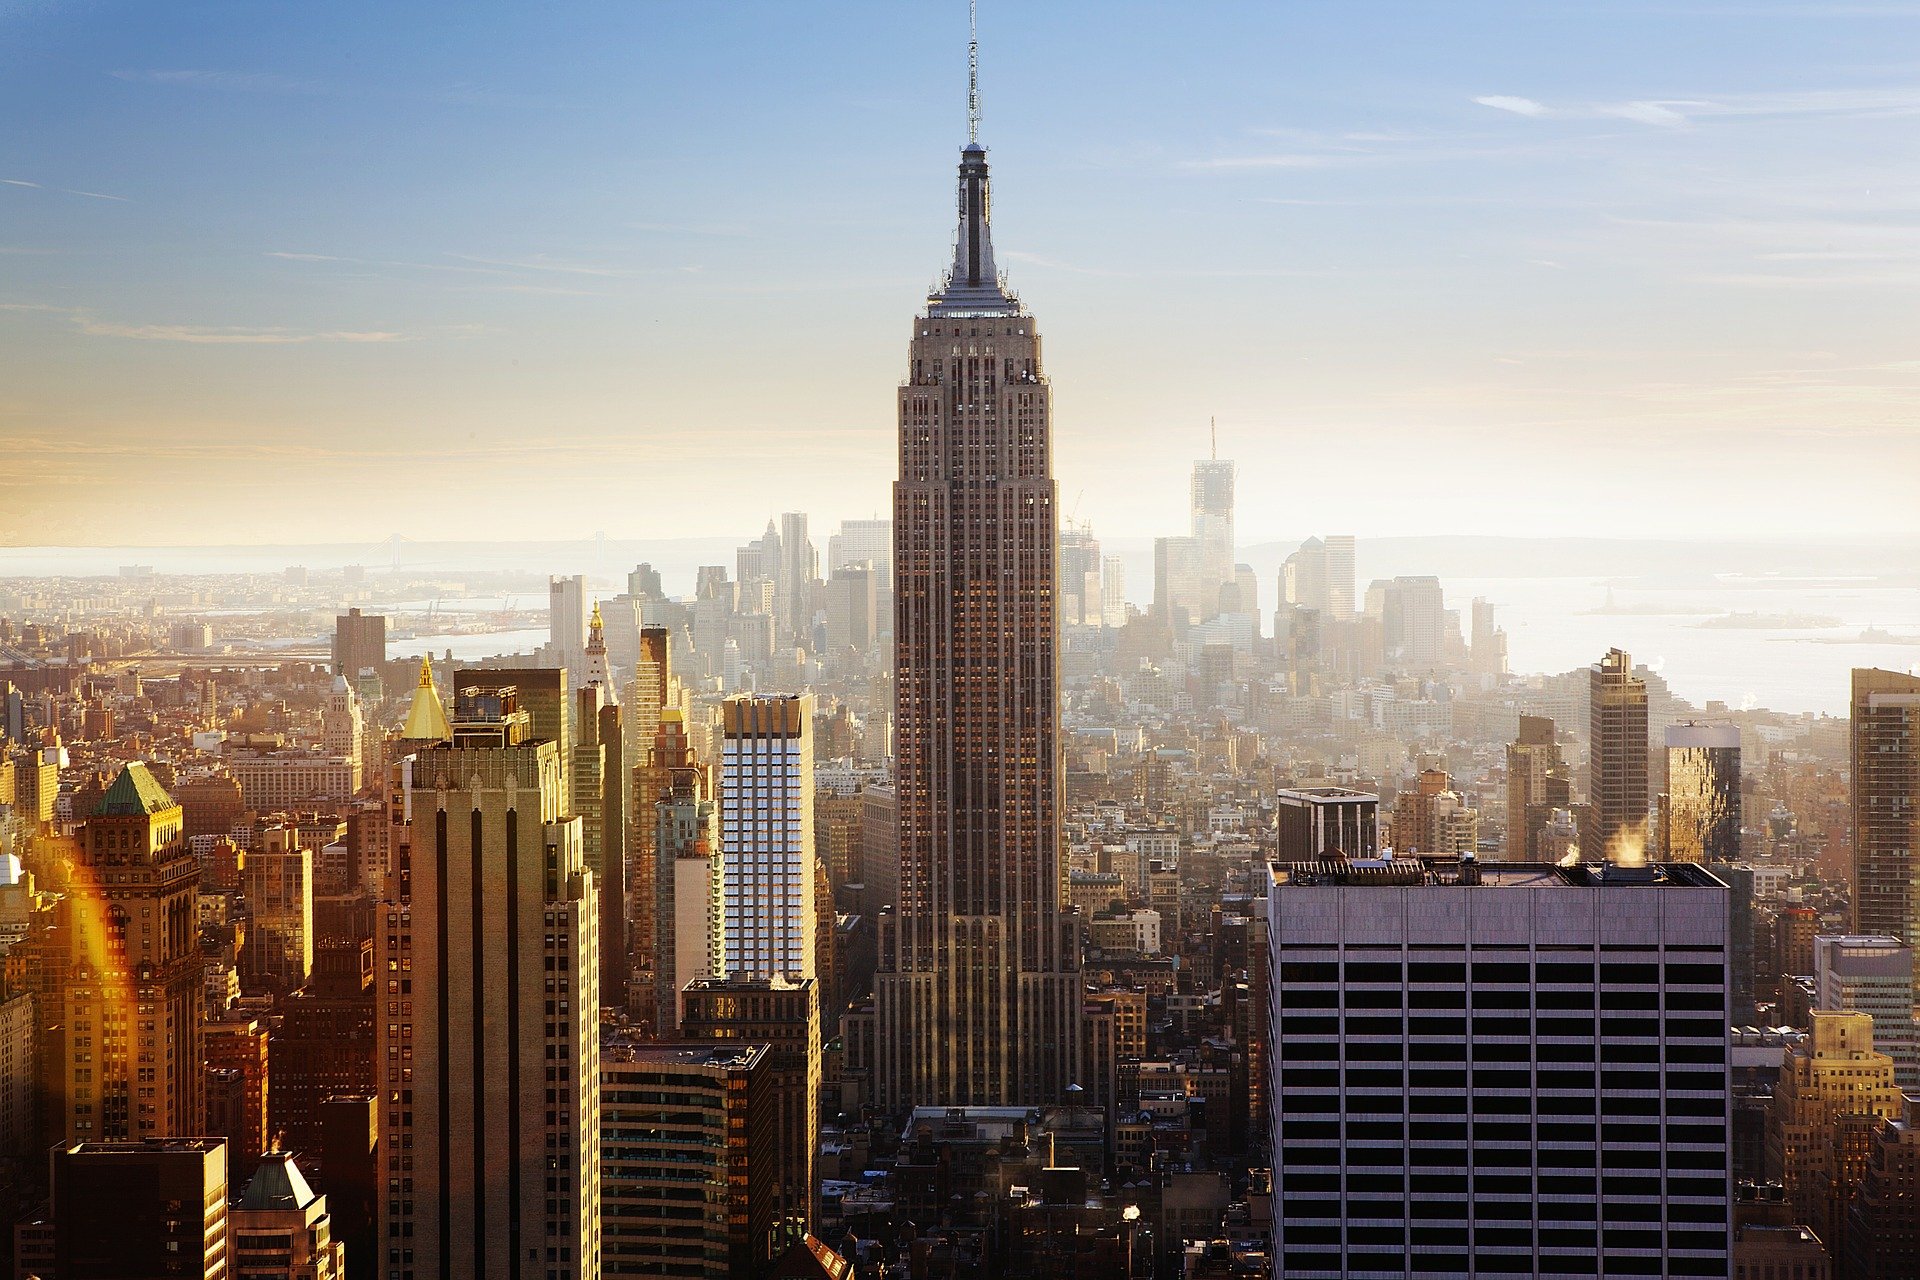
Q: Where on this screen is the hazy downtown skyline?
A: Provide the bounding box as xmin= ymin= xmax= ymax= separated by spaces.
xmin=4 ymin=1 xmax=1919 ymax=545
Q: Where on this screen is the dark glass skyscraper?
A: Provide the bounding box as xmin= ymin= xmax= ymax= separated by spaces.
xmin=873 ymin=130 xmax=1080 ymax=1109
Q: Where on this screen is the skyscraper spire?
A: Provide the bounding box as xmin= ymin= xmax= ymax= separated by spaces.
xmin=583 ymin=600 xmax=616 ymax=701
xmin=930 ymin=2 xmax=1015 ymax=319
xmin=400 ymin=654 xmax=450 ymax=742
xmin=968 ymin=0 xmax=980 ymax=146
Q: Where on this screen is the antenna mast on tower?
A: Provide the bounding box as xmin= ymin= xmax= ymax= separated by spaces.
xmin=968 ymin=0 xmax=981 ymax=144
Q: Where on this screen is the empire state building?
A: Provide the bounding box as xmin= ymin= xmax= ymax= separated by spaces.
xmin=873 ymin=126 xmax=1082 ymax=1109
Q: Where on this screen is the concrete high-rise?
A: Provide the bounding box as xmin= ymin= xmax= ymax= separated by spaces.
xmin=549 ymin=573 xmax=589 ymax=674
xmin=600 ymin=1039 xmax=779 ymax=1277
xmin=228 ymin=1152 xmax=349 ymax=1280
xmin=1506 ymin=714 xmax=1571 ymax=859
xmin=1269 ymin=856 xmax=1733 ymax=1277
xmin=376 ymin=682 xmax=600 ymax=1279
xmin=1584 ymin=647 xmax=1650 ymax=861
xmin=52 ymin=1138 xmax=231 ymax=1278
xmin=652 ymin=708 xmax=718 ymax=1032
xmin=331 ymin=608 xmax=385 ymax=683
xmin=1665 ymin=722 xmax=1741 ymax=862
xmin=1770 ymin=1011 xmax=1903 ymax=1251
xmin=778 ymin=512 xmax=818 ymax=649
xmin=1813 ymin=934 xmax=1918 ymax=1089
xmin=1851 ymin=668 xmax=1920 ymax=947
xmin=719 ymin=694 xmax=815 ymax=981
xmin=1275 ymin=787 xmax=1379 ymax=862
xmin=873 ymin=107 xmax=1081 ymax=1110
xmin=574 ymin=607 xmax=628 ymax=1013
xmin=322 ymin=675 xmax=364 ymax=791
xmin=61 ymin=764 xmax=203 ymax=1141
xmin=680 ymin=976 xmax=818 ymax=1251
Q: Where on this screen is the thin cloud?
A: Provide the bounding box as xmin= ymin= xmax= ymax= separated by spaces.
xmin=5 ymin=302 xmax=416 ymax=344
xmin=1474 ymin=95 xmax=1550 ymax=118
xmin=75 ymin=319 xmax=410 ymax=344
xmin=4 ymin=177 xmax=130 ymax=201
xmin=110 ymin=68 xmax=329 ymax=94
xmin=442 ymin=252 xmax=635 ymax=278
xmin=1474 ymin=85 xmax=1920 ymax=126
xmin=1183 ymin=153 xmax=1362 ymax=171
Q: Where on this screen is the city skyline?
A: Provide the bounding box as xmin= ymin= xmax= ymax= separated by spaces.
xmin=6 ymin=2 xmax=1920 ymax=544
xmin=4 ymin=8 xmax=1920 ymax=1278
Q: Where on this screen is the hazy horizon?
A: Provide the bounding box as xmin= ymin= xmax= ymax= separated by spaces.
xmin=6 ymin=2 xmax=1920 ymax=544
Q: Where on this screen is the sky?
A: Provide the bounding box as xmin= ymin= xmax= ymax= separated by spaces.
xmin=3 ymin=1 xmax=1918 ymax=550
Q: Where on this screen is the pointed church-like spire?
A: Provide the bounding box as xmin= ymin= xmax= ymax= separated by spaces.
xmin=400 ymin=654 xmax=451 ymax=742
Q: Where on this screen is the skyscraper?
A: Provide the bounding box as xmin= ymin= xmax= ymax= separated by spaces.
xmin=1323 ymin=534 xmax=1356 ymax=621
xmin=61 ymin=764 xmax=203 ymax=1141
xmin=626 ymin=625 xmax=674 ymax=1025
xmin=651 ymin=708 xmax=718 ymax=1032
xmin=1190 ymin=453 xmax=1235 ymax=619
xmin=549 ymin=573 xmax=589 ymax=674
xmin=1505 ymin=714 xmax=1571 ymax=859
xmin=1583 ymin=647 xmax=1650 ymax=861
xmin=1665 ymin=722 xmax=1741 ymax=862
xmin=719 ymin=694 xmax=815 ymax=981
xmin=331 ymin=608 xmax=385 ymax=683
xmin=1813 ymin=935 xmax=1918 ymax=1089
xmin=376 ymin=681 xmax=601 ymax=1279
xmin=599 ymin=1039 xmax=779 ymax=1277
xmin=52 ymin=1138 xmax=232 ymax=1278
xmin=1851 ymin=668 xmax=1920 ymax=948
xmin=874 ymin=67 xmax=1080 ymax=1109
xmin=778 ymin=512 xmax=818 ymax=649
xmin=1268 ymin=856 xmax=1733 ymax=1276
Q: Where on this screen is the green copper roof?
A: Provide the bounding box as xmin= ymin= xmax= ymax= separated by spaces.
xmin=239 ymin=1152 xmax=319 ymax=1212
xmin=96 ymin=763 xmax=176 ymax=816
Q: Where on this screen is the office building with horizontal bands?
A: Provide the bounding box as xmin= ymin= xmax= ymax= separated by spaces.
xmin=600 ymin=1038 xmax=778 ymax=1278
xmin=679 ymin=975 xmax=819 ymax=1251
xmin=1268 ymin=855 xmax=1732 ymax=1279
xmin=1813 ymin=934 xmax=1918 ymax=1089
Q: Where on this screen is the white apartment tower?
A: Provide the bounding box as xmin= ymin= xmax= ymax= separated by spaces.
xmin=719 ymin=694 xmax=816 ymax=981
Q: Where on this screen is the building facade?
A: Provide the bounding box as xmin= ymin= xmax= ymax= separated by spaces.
xmin=52 ymin=1138 xmax=231 ymax=1278
xmin=1584 ymin=647 xmax=1650 ymax=861
xmin=375 ymin=685 xmax=601 ymax=1279
xmin=600 ymin=1039 xmax=778 ymax=1277
xmin=1666 ymin=722 xmax=1742 ymax=863
xmin=719 ymin=695 xmax=816 ymax=982
xmin=1268 ymin=856 xmax=1733 ymax=1276
xmin=874 ymin=131 xmax=1081 ymax=1110
xmin=61 ymin=764 xmax=203 ymax=1142
xmin=1851 ymin=668 xmax=1920 ymax=948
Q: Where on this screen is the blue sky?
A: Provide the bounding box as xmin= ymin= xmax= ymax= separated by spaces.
xmin=3 ymin=1 xmax=1918 ymax=546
